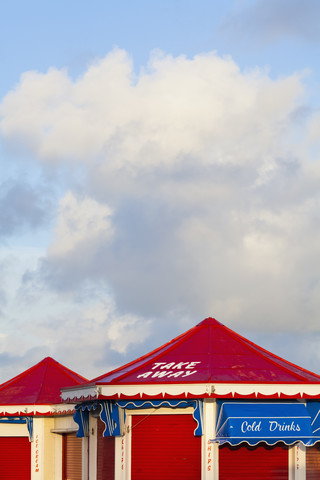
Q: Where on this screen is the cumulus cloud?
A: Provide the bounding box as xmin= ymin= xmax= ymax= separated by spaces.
xmin=0 ymin=48 xmax=320 ymax=374
xmin=48 ymin=191 xmax=114 ymax=257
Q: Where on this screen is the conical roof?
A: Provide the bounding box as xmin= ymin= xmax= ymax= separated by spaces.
xmin=61 ymin=318 xmax=320 ymax=401
xmin=93 ymin=317 xmax=320 ymax=385
xmin=0 ymin=356 xmax=88 ymax=405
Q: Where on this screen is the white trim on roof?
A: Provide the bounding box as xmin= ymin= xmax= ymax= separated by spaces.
xmin=0 ymin=403 xmax=76 ymax=416
xmin=61 ymin=383 xmax=320 ymax=402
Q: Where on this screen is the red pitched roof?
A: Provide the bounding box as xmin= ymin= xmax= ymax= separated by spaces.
xmin=0 ymin=357 xmax=88 ymax=405
xmin=91 ymin=317 xmax=320 ymax=385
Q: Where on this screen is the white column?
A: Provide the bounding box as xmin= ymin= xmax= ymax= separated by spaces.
xmin=289 ymin=443 xmax=306 ymax=480
xmin=82 ymin=436 xmax=89 ymax=480
xmin=53 ymin=432 xmax=62 ymax=480
xmin=202 ymin=399 xmax=219 ymax=480
xmin=88 ymin=416 xmax=97 ymax=480
xmin=114 ymin=406 xmax=127 ymax=480
xmin=124 ymin=415 xmax=132 ymax=480
xmin=31 ymin=418 xmax=45 ymax=480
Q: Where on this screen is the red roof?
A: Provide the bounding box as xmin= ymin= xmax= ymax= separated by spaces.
xmin=91 ymin=317 xmax=320 ymax=385
xmin=0 ymin=357 xmax=88 ymax=405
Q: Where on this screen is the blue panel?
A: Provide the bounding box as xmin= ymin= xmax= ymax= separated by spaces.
xmin=74 ymin=406 xmax=90 ymax=437
xmin=100 ymin=401 xmax=121 ymax=437
xmin=215 ymin=401 xmax=314 ymax=446
xmin=307 ymin=401 xmax=320 ymax=443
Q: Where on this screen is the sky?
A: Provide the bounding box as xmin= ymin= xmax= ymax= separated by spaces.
xmin=0 ymin=0 xmax=320 ymax=382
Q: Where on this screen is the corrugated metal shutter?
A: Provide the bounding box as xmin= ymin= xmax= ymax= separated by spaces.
xmin=306 ymin=444 xmax=320 ymax=479
xmin=0 ymin=436 xmax=31 ymax=479
xmin=63 ymin=433 xmax=82 ymax=480
xmin=131 ymin=414 xmax=201 ymax=480
xmin=97 ymin=418 xmax=115 ymax=480
xmin=219 ymin=443 xmax=289 ymax=479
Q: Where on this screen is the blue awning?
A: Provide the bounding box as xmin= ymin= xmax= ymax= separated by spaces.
xmin=306 ymin=401 xmax=320 ymax=444
xmin=74 ymin=399 xmax=203 ymax=437
xmin=74 ymin=401 xmax=121 ymax=438
xmin=214 ymin=401 xmax=314 ymax=446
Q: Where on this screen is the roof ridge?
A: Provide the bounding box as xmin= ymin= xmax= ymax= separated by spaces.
xmin=35 ymin=358 xmax=50 ymax=403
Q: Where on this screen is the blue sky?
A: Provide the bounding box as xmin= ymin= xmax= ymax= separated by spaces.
xmin=0 ymin=0 xmax=320 ymax=381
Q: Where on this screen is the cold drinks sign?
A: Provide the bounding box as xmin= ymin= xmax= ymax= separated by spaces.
xmin=229 ymin=417 xmax=303 ymax=437
xmin=215 ymin=402 xmax=313 ymax=445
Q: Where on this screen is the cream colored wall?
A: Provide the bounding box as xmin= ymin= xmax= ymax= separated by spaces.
xmin=43 ymin=417 xmax=55 ymax=479
xmin=0 ymin=422 xmax=29 ymax=436
xmin=31 ymin=414 xmax=79 ymax=480
xmin=53 ymin=414 xmax=79 ymax=432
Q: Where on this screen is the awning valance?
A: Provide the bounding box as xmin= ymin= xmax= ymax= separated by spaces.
xmin=74 ymin=401 xmax=121 ymax=438
xmin=74 ymin=399 xmax=203 ymax=437
xmin=214 ymin=401 xmax=314 ymax=446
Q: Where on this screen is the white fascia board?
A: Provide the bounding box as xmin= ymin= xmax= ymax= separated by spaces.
xmin=0 ymin=404 xmax=76 ymax=415
xmin=213 ymin=383 xmax=320 ymax=397
xmin=60 ymin=383 xmax=320 ymax=401
xmin=97 ymin=383 xmax=320 ymax=398
xmin=99 ymin=383 xmax=212 ymax=398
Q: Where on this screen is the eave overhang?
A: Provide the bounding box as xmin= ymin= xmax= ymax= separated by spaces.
xmin=61 ymin=382 xmax=320 ymax=403
xmin=0 ymin=403 xmax=77 ymax=416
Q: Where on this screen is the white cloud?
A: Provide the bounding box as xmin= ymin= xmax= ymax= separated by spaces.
xmin=48 ymin=191 xmax=114 ymax=257
xmin=0 ymin=49 xmax=303 ymax=173
xmin=0 ymin=48 xmax=320 ymax=379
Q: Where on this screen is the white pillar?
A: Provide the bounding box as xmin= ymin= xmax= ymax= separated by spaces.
xmin=88 ymin=416 xmax=97 ymax=480
xmin=289 ymin=443 xmax=306 ymax=480
xmin=202 ymin=399 xmax=219 ymax=480
xmin=82 ymin=437 xmax=89 ymax=480
xmin=31 ymin=418 xmax=45 ymax=480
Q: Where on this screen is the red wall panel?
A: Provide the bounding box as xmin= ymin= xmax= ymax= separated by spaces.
xmin=219 ymin=443 xmax=289 ymax=480
xmin=0 ymin=436 xmax=31 ymax=480
xmin=97 ymin=418 xmax=115 ymax=480
xmin=131 ymin=414 xmax=201 ymax=480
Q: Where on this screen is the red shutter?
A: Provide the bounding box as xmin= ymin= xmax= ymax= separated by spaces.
xmin=97 ymin=418 xmax=115 ymax=480
xmin=0 ymin=436 xmax=31 ymax=479
xmin=306 ymin=444 xmax=320 ymax=479
xmin=131 ymin=414 xmax=201 ymax=480
xmin=63 ymin=433 xmax=82 ymax=480
xmin=219 ymin=443 xmax=289 ymax=479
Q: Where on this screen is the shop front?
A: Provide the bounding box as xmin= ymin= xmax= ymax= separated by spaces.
xmin=0 ymin=356 xmax=87 ymax=480
xmin=62 ymin=317 xmax=320 ymax=479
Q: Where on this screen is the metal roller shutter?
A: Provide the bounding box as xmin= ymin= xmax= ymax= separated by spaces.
xmin=131 ymin=414 xmax=201 ymax=480
xmin=0 ymin=436 xmax=31 ymax=479
xmin=219 ymin=443 xmax=289 ymax=480
xmin=63 ymin=433 xmax=82 ymax=480
xmin=97 ymin=418 xmax=115 ymax=480
xmin=306 ymin=444 xmax=320 ymax=479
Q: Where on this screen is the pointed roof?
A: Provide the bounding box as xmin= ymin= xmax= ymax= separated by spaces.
xmin=0 ymin=356 xmax=88 ymax=406
xmin=61 ymin=318 xmax=320 ymax=402
xmin=91 ymin=317 xmax=320 ymax=385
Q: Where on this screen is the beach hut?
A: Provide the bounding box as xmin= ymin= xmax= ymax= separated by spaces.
xmin=0 ymin=356 xmax=88 ymax=480
xmin=62 ymin=317 xmax=320 ymax=479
